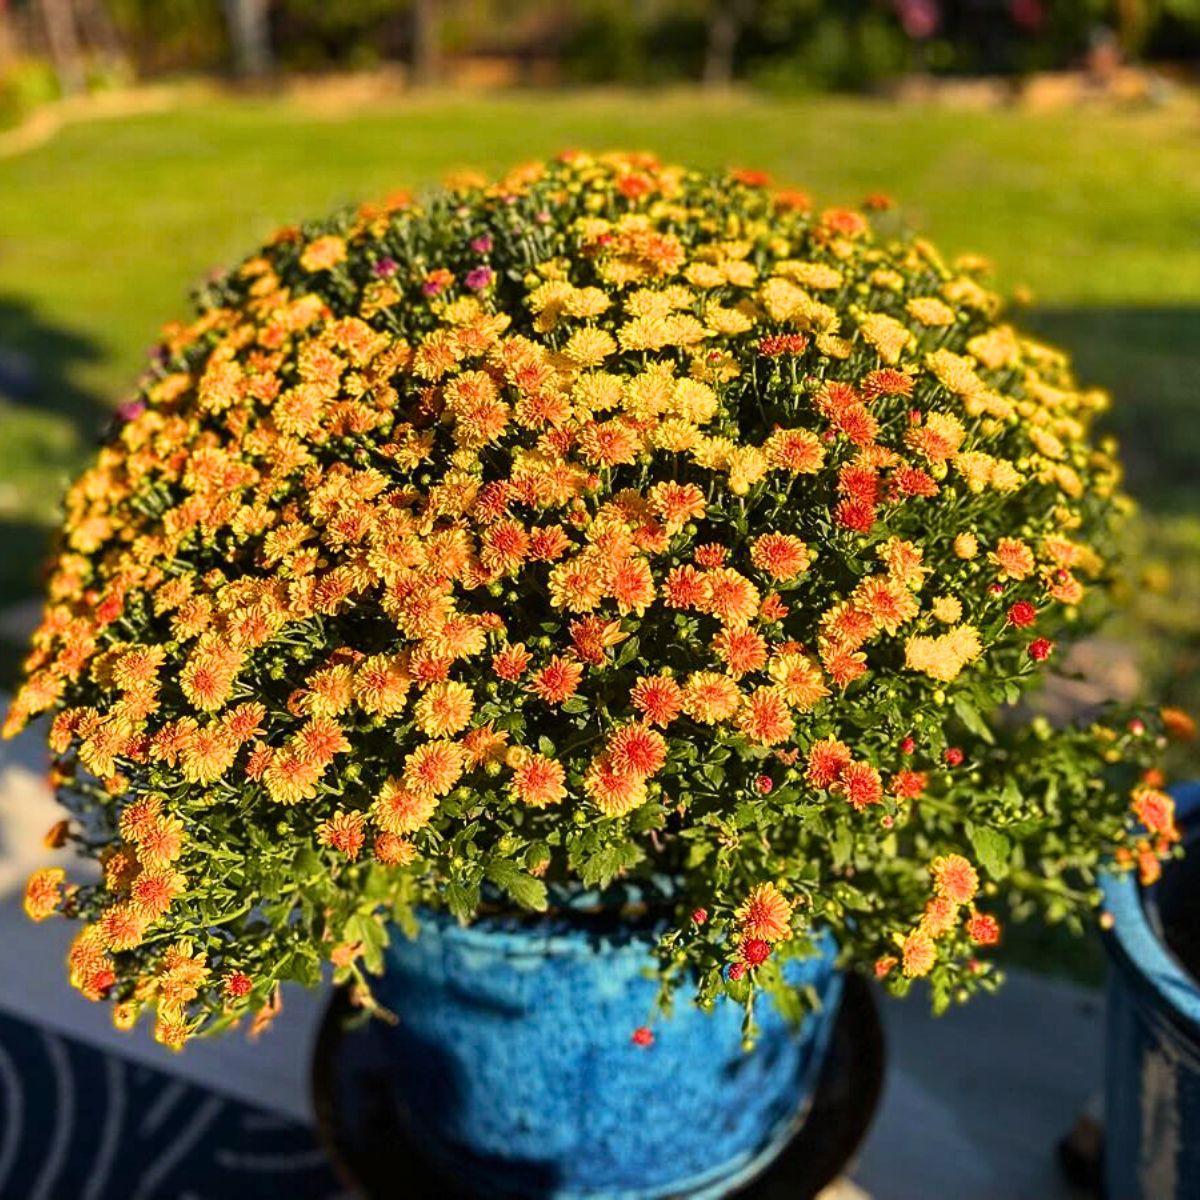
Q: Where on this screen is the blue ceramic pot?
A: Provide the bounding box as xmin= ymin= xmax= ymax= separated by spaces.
xmin=371 ymin=903 xmax=842 ymax=1199
xmin=1102 ymin=781 xmax=1200 ymax=1199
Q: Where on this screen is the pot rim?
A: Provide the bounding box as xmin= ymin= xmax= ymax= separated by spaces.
xmin=1101 ymin=780 xmax=1200 ymax=1034
xmin=395 ymin=900 xmax=838 ymax=964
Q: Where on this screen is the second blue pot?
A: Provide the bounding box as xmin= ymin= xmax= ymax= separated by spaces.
xmin=370 ymin=904 xmax=842 ymax=1199
xmin=1102 ymin=781 xmax=1200 ymax=1199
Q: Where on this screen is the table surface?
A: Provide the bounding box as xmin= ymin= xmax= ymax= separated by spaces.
xmin=0 ymin=703 xmax=1099 ymax=1200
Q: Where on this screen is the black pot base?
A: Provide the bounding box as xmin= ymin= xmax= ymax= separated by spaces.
xmin=311 ymin=970 xmax=885 ymax=1199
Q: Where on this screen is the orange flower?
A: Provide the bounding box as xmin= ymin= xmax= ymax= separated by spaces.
xmin=510 ymin=754 xmax=567 ymax=807
xmin=413 ymin=681 xmax=475 ymax=737
xmin=318 ymin=810 xmax=368 ymax=860
xmin=353 ymin=654 xmax=412 ymax=716
xmin=764 ymin=428 xmax=824 ymax=474
xmin=1161 ymin=707 xmax=1197 ymax=742
xmin=629 ymin=674 xmax=683 ymax=726
xmin=300 ymin=234 xmax=347 ymax=272
xmin=736 ymin=687 xmax=794 ymax=746
xmin=603 ymin=551 xmax=655 ymax=612
xmin=930 ymin=854 xmax=979 ymax=905
xmin=701 ymin=568 xmax=760 ymax=628
xmin=966 ymin=911 xmax=1001 ymax=946
xmin=492 ymin=642 xmax=533 ymax=681
xmin=137 ymin=815 xmax=185 ymax=866
xmin=1131 ymin=788 xmax=1179 ymax=840
xmin=838 ymin=761 xmax=883 ymax=810
xmin=375 ymin=831 xmax=417 ymax=866
xmin=750 ymin=533 xmax=811 ymax=581
xmin=607 ymin=723 xmax=667 ymax=778
xmin=530 ymin=656 xmax=584 ymax=705
xmin=179 ymin=636 xmax=244 ymax=712
xmin=921 ymin=895 xmax=958 ymax=938
xmin=129 ymin=867 xmax=186 ymax=919
xmin=583 ymin=755 xmax=647 ymax=817
xmin=24 ymin=867 xmax=65 ymax=922
xmin=736 ymin=883 xmax=793 ymax=942
xmin=991 ymin=537 xmax=1035 ymax=581
xmin=681 ymin=671 xmax=741 ymax=724
xmin=373 ymin=777 xmax=438 ymax=833
xmin=648 ymin=481 xmax=706 ymax=531
xmin=662 ymin=564 xmax=708 ymax=610
xmin=99 ymin=902 xmax=150 ymax=951
xmin=713 ymin=627 xmax=767 ymax=677
xmin=402 ymin=740 xmax=465 ymax=799
xmin=901 ymin=930 xmax=936 ymax=978
xmin=805 ymin=737 xmax=851 ymax=789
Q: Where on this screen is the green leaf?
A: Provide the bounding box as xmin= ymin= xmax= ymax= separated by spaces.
xmin=954 ymin=696 xmax=995 ymax=745
xmin=580 ymin=841 xmax=643 ymax=888
xmin=484 ymin=857 xmax=549 ymax=912
xmin=445 ymin=876 xmax=479 ymax=922
xmin=967 ymin=823 xmax=1012 ymax=880
xmin=560 ymin=696 xmax=588 ymax=714
xmin=831 ymin=823 xmax=853 ymax=869
xmin=614 ymin=635 xmax=641 ymax=669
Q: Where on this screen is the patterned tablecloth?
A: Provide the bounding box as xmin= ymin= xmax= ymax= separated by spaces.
xmin=0 ymin=1006 xmax=348 ymax=1200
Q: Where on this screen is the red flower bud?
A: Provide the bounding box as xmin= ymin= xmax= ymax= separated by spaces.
xmin=1028 ymin=637 xmax=1054 ymax=661
xmin=1006 ymin=600 xmax=1037 ymax=628
xmin=944 ymin=747 xmax=964 ymax=767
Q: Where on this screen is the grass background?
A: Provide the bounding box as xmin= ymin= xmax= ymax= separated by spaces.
xmin=0 ymin=89 xmax=1197 ymax=978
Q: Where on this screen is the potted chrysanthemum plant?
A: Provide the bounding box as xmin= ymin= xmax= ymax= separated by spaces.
xmin=8 ymin=152 xmax=1179 ymax=1198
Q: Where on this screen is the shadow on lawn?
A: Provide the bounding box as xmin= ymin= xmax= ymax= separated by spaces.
xmin=0 ymin=294 xmax=111 ymax=439
xmin=0 ymin=295 xmax=109 ymax=619
xmin=1025 ymin=306 xmax=1200 ymax=516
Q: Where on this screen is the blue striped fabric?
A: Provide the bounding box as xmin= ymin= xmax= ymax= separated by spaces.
xmin=0 ymin=1010 xmax=346 ymax=1200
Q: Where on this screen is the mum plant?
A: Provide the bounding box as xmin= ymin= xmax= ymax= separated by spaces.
xmin=7 ymin=153 xmax=1180 ymax=1050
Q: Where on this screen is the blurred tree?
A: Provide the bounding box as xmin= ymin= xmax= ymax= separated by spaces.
xmin=412 ymin=0 xmax=440 ymax=83
xmin=223 ymin=0 xmax=271 ymax=77
xmin=703 ymin=0 xmax=753 ymax=87
xmin=36 ymin=0 xmax=84 ymax=93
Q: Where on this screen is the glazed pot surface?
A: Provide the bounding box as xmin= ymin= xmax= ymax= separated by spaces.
xmin=1102 ymin=781 xmax=1200 ymax=1200
xmin=371 ymin=907 xmax=842 ymax=1199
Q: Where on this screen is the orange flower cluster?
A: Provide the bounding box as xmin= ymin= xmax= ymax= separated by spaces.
xmin=6 ymin=152 xmax=1160 ymax=1039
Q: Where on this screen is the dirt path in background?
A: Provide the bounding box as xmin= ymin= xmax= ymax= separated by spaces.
xmin=0 ymin=84 xmax=200 ymax=159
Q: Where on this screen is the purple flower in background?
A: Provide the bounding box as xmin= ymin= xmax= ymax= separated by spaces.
xmin=373 ymin=257 xmax=399 ymax=278
xmin=465 ymin=266 xmax=494 ymax=291
xmin=470 ymin=235 xmax=493 ymax=255
xmin=117 ymin=399 xmax=147 ymax=422
xmin=894 ymin=0 xmax=939 ymax=39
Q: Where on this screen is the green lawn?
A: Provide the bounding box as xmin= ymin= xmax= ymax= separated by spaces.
xmin=1 ymin=87 xmax=1198 ymax=589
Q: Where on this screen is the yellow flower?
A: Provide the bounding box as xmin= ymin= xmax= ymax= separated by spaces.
xmin=930 ymin=595 xmax=963 ymax=624
xmin=905 ymin=625 xmax=983 ymax=682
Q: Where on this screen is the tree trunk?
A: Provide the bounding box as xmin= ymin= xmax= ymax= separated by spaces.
xmin=74 ymin=0 xmax=124 ymax=69
xmin=223 ymin=0 xmax=272 ymax=80
xmin=37 ymin=0 xmax=85 ymax=96
xmin=0 ymin=0 xmax=18 ymax=72
xmin=703 ymin=0 xmax=755 ymax=89
xmin=411 ymin=0 xmax=440 ymax=87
